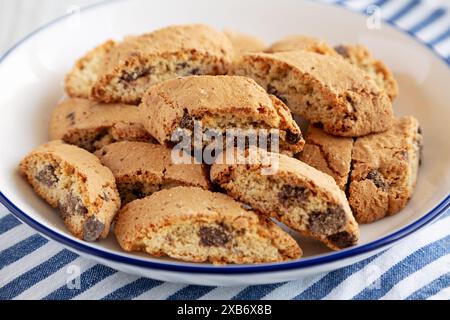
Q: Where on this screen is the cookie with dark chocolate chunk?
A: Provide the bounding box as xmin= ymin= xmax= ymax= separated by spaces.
xmin=349 ymin=116 xmax=423 ymax=223
xmin=19 ymin=141 xmax=121 ymax=241
xmin=114 ymin=187 xmax=302 ymax=264
xmin=211 ymin=148 xmax=359 ymax=250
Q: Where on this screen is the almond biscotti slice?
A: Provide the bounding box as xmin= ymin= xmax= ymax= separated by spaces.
xmin=211 ymin=148 xmax=359 ymax=250
xmin=114 ymin=187 xmax=302 ymax=264
xmin=349 ymin=117 xmax=423 ymax=223
xmin=139 ymin=75 xmax=305 ymax=155
xmin=19 ymin=141 xmax=121 ymax=241
xmin=66 ymin=24 xmax=234 ymax=104
xmin=49 ymin=98 xmax=155 ymax=152
xmin=298 ymin=126 xmax=354 ymax=190
xmin=266 ymin=36 xmax=398 ymax=101
xmin=231 ymin=51 xmax=394 ymax=137
xmin=96 ymin=142 xmax=211 ymax=204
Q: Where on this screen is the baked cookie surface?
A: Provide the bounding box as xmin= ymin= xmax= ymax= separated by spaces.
xmin=66 ymin=24 xmax=234 ymax=104
xmin=49 ymin=98 xmax=154 ymax=152
xmin=266 ymin=36 xmax=398 ymax=101
xmin=298 ymin=126 xmax=354 ymax=190
xmin=231 ymin=51 xmax=394 ymax=137
xmin=349 ymin=117 xmax=423 ymax=223
xmin=114 ymin=186 xmax=302 ymax=264
xmin=211 ymin=148 xmax=359 ymax=250
xmin=19 ymin=141 xmax=121 ymax=241
xmin=139 ymin=75 xmax=305 ymax=154
xmin=96 ymin=141 xmax=211 ymax=204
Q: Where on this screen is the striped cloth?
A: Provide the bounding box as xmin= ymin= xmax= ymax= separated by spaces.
xmin=1 ymin=0 xmax=450 ymax=300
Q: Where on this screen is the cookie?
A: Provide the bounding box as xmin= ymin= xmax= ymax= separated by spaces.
xmin=49 ymin=98 xmax=154 ymax=152
xmin=211 ymin=148 xmax=359 ymax=250
xmin=19 ymin=141 xmax=121 ymax=241
xmin=66 ymin=24 xmax=234 ymax=104
xmin=230 ymin=51 xmax=394 ymax=137
xmin=298 ymin=126 xmax=354 ymax=190
xmin=266 ymin=36 xmax=398 ymax=101
xmin=348 ymin=117 xmax=423 ymax=223
xmin=95 ymin=141 xmax=211 ymax=204
xmin=114 ymin=186 xmax=302 ymax=264
xmin=224 ymin=30 xmax=266 ymax=57
xmin=139 ymin=75 xmax=305 ymax=155
xmin=334 ymin=44 xmax=398 ymax=101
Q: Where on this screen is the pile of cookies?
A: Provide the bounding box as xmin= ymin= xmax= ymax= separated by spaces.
xmin=19 ymin=24 xmax=423 ymax=265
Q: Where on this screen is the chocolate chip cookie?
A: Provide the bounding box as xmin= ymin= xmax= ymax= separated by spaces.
xmin=96 ymin=141 xmax=211 ymax=204
xmin=349 ymin=116 xmax=423 ymax=223
xmin=114 ymin=186 xmax=302 ymax=264
xmin=230 ymin=51 xmax=394 ymax=137
xmin=19 ymin=141 xmax=121 ymax=241
xmin=139 ymin=75 xmax=305 ymax=155
xmin=66 ymin=24 xmax=234 ymax=104
xmin=266 ymin=35 xmax=398 ymax=101
xmin=298 ymin=126 xmax=354 ymax=190
xmin=49 ymin=98 xmax=154 ymax=152
xmin=211 ymin=148 xmax=359 ymax=250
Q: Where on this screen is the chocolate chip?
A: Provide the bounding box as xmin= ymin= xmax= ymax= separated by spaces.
xmin=334 ymin=45 xmax=349 ymax=58
xmin=179 ymin=109 xmax=195 ymax=131
xmin=199 ymin=226 xmax=231 ymax=247
xmin=120 ymin=67 xmax=153 ymax=82
xmin=35 ymin=165 xmax=59 ymax=188
xmin=58 ymin=193 xmax=88 ymax=219
xmin=83 ymin=216 xmax=105 ymax=242
xmin=100 ymin=191 xmax=110 ymax=202
xmin=286 ymin=130 xmax=303 ymax=145
xmin=66 ymin=112 xmax=76 ymax=125
xmin=278 ymin=185 xmax=308 ymax=206
xmin=418 ymin=126 xmax=423 ymax=135
xmin=190 ymin=68 xmax=200 ymax=75
xmin=366 ymin=170 xmax=388 ymax=191
xmin=327 ymin=231 xmax=358 ymax=249
xmin=176 ymin=62 xmax=189 ymax=70
xmin=309 ymin=206 xmax=346 ymax=236
xmin=267 ymin=84 xmax=288 ymax=104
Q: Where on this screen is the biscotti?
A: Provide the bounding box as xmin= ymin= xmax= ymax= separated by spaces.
xmin=224 ymin=30 xmax=266 ymax=57
xmin=211 ymin=148 xmax=359 ymax=250
xmin=348 ymin=117 xmax=423 ymax=223
xmin=230 ymin=51 xmax=394 ymax=137
xmin=49 ymin=98 xmax=154 ymax=152
xmin=266 ymin=35 xmax=398 ymax=100
xmin=19 ymin=141 xmax=121 ymax=241
xmin=65 ymin=24 xmax=234 ymax=104
xmin=96 ymin=142 xmax=211 ymax=204
xmin=139 ymin=75 xmax=305 ymax=155
xmin=114 ymin=187 xmax=302 ymax=264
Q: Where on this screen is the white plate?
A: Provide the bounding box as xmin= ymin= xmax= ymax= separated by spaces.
xmin=0 ymin=0 xmax=449 ymax=286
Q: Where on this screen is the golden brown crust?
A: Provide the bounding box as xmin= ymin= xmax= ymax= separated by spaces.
xmin=114 ymin=187 xmax=302 ymax=264
xmin=224 ymin=29 xmax=266 ymax=57
xmin=49 ymin=98 xmax=154 ymax=152
xmin=19 ymin=141 xmax=121 ymax=241
xmin=349 ymin=117 xmax=422 ymax=223
xmin=211 ymin=148 xmax=359 ymax=250
xmin=231 ymin=51 xmax=394 ymax=137
xmin=139 ymin=75 xmax=304 ymax=154
xmin=95 ymin=142 xmax=211 ymax=204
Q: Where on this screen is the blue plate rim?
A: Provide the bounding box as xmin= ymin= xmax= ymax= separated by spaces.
xmin=0 ymin=0 xmax=449 ymax=275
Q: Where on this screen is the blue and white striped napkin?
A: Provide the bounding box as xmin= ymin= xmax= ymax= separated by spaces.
xmin=0 ymin=0 xmax=449 ymax=300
